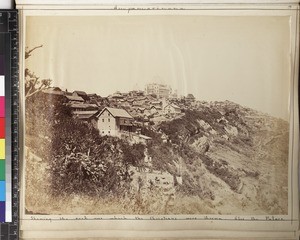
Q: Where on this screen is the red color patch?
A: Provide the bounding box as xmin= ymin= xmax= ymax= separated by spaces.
xmin=0 ymin=97 xmax=4 ymax=118
xmin=0 ymin=118 xmax=4 ymax=138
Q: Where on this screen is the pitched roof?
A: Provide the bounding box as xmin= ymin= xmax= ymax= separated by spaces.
xmin=65 ymin=95 xmax=84 ymax=101
xmin=98 ymin=107 xmax=133 ymax=119
xmin=151 ymin=101 xmax=161 ymax=104
xmin=65 ymin=92 xmax=72 ymax=96
xmin=164 ymin=103 xmax=180 ymax=109
xmin=111 ymin=92 xmax=124 ymax=98
xmin=73 ymin=111 xmax=98 ymax=119
xmin=73 ymin=110 xmax=98 ymax=115
xmin=150 ymin=105 xmax=162 ymax=110
xmin=69 ymin=103 xmax=98 ymax=109
xmin=73 ymin=91 xmax=88 ymax=96
xmin=87 ymin=93 xmax=100 ymax=98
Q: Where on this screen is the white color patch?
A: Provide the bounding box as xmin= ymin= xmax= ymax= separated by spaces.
xmin=0 ymin=76 xmax=4 ymax=96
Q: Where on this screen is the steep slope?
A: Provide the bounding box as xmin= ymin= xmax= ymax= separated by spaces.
xmin=155 ymin=101 xmax=289 ymax=214
xmin=25 ymin=92 xmax=289 ymax=215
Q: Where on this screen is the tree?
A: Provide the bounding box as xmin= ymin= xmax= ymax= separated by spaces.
xmin=25 ymin=45 xmax=43 ymax=60
xmin=25 ymin=45 xmax=52 ymax=99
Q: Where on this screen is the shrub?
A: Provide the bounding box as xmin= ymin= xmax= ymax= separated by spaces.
xmin=26 ymin=93 xmax=141 ymax=197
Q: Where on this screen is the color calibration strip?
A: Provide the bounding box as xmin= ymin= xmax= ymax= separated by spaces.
xmin=0 ymin=11 xmax=14 ymax=224
xmin=0 ymin=42 xmax=7 ymax=223
xmin=0 ymin=10 xmax=18 ymax=239
xmin=0 ymin=76 xmax=5 ymax=223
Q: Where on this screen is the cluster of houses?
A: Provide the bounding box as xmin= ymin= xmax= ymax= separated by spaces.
xmin=41 ymin=84 xmax=199 ymax=142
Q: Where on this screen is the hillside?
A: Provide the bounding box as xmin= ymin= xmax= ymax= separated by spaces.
xmin=150 ymin=101 xmax=289 ymax=214
xmin=25 ymin=93 xmax=289 ymax=215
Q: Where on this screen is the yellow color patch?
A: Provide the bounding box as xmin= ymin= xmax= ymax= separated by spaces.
xmin=0 ymin=139 xmax=4 ymax=159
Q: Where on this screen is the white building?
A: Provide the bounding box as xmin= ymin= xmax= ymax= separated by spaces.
xmin=164 ymin=103 xmax=181 ymax=114
xmin=145 ymin=83 xmax=172 ymax=99
xmin=96 ymin=107 xmax=134 ymax=136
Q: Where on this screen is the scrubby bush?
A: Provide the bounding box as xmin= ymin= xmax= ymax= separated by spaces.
xmin=147 ymin=142 xmax=177 ymax=174
xmin=200 ymin=154 xmax=241 ymax=192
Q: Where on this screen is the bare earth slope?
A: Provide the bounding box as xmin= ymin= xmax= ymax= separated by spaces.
xmin=157 ymin=101 xmax=288 ymax=214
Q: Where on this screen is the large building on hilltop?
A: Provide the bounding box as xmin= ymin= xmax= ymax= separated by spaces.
xmin=145 ymin=83 xmax=172 ymax=99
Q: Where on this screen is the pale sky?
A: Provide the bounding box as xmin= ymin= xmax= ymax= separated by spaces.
xmin=26 ymin=15 xmax=291 ymax=120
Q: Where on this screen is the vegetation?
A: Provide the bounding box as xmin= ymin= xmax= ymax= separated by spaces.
xmin=25 ymin=45 xmax=52 ymax=98
xmin=26 ymin=92 xmax=145 ymax=197
xmin=25 ymin=91 xmax=289 ymax=215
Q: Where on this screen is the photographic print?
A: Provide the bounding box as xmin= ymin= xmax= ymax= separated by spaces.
xmin=24 ymin=15 xmax=290 ymax=216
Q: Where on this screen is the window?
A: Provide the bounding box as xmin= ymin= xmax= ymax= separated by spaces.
xmin=108 ymin=118 xmax=110 ymax=122
xmin=108 ymin=131 xmax=110 ymax=134
xmin=102 ymin=119 xmax=104 ymax=122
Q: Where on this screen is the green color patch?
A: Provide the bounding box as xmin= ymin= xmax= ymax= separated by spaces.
xmin=0 ymin=160 xmax=5 ymax=181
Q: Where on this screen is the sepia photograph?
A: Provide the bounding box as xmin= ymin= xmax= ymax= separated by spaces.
xmin=23 ymin=14 xmax=291 ymax=216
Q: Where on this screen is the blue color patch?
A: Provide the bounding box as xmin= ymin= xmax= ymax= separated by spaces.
xmin=0 ymin=181 xmax=5 ymax=201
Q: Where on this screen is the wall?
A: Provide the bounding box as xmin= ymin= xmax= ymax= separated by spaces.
xmin=97 ymin=109 xmax=117 ymax=136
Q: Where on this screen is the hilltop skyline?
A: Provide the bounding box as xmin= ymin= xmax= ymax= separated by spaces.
xmin=26 ymin=15 xmax=290 ymax=120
